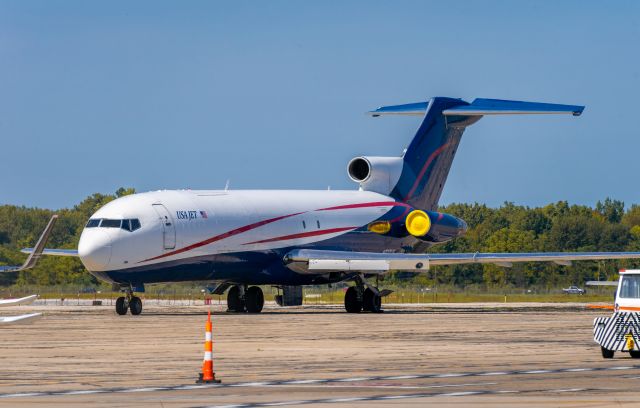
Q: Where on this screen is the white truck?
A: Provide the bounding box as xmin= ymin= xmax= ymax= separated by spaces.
xmin=594 ymin=269 xmax=640 ymax=358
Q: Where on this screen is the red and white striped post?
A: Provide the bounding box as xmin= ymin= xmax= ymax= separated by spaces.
xmin=197 ymin=310 xmax=221 ymax=383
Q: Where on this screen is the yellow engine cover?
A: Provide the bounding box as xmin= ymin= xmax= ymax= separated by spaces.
xmin=406 ymin=210 xmax=431 ymax=237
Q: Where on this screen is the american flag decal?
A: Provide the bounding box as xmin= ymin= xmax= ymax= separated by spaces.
xmin=200 ymin=211 xmax=208 ymax=219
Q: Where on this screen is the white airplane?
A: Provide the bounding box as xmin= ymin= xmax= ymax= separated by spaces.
xmin=0 ymin=215 xmax=58 ymax=323
xmin=12 ymin=97 xmax=640 ymax=316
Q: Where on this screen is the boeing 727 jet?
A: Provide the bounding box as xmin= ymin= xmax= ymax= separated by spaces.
xmin=10 ymin=97 xmax=640 ymax=315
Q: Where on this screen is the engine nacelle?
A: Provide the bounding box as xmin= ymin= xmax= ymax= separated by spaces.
xmin=347 ymin=156 xmax=404 ymax=195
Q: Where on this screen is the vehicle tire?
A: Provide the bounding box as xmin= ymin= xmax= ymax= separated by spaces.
xmin=227 ymin=285 xmax=245 ymax=312
xmin=363 ymin=288 xmax=382 ymax=313
xmin=129 ymin=296 xmax=142 ymax=315
xmin=601 ymin=346 xmax=615 ymax=359
xmin=245 ymin=286 xmax=264 ymax=313
xmin=115 ymin=296 xmax=128 ymax=315
xmin=344 ymin=287 xmax=362 ymax=313
xmin=630 ymin=350 xmax=640 ymax=358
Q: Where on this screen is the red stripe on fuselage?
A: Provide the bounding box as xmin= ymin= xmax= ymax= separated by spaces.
xmin=243 ymin=226 xmax=357 ymax=245
xmin=139 ymin=200 xmax=405 ymax=263
xmin=319 ymin=201 xmax=410 ymax=211
xmin=140 ymin=212 xmax=304 ymax=262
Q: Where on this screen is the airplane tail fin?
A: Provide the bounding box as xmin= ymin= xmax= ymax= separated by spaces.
xmin=368 ymin=97 xmax=584 ymax=210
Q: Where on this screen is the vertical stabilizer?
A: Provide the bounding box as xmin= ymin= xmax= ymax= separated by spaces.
xmin=368 ymin=97 xmax=584 ymax=210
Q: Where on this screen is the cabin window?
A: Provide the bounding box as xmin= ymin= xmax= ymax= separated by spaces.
xmin=302 ymin=221 xmax=306 ymax=229
xmin=317 ymin=220 xmax=321 ymax=229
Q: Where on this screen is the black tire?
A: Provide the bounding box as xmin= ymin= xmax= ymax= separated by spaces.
xmin=246 ymin=286 xmax=264 ymax=313
xmin=344 ymin=287 xmax=362 ymax=313
xmin=601 ymin=346 xmax=615 ymax=359
xmin=630 ymin=350 xmax=640 ymax=358
xmin=362 ymin=288 xmax=382 ymax=313
xmin=227 ymin=285 xmax=245 ymax=312
xmin=115 ymin=296 xmax=128 ymax=315
xmin=129 ymin=296 xmax=142 ymax=315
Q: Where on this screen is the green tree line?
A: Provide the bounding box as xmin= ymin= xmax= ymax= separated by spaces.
xmin=1 ymin=191 xmax=640 ymax=289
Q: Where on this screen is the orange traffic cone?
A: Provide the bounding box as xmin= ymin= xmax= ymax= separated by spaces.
xmin=196 ymin=310 xmax=221 ymax=383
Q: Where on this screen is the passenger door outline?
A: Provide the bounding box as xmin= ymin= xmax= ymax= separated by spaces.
xmin=152 ymin=204 xmax=176 ymax=250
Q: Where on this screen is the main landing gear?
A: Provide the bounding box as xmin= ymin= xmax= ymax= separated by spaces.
xmin=227 ymin=285 xmax=264 ymax=313
xmin=344 ymin=275 xmax=385 ymax=313
xmin=115 ymin=287 xmax=142 ymax=316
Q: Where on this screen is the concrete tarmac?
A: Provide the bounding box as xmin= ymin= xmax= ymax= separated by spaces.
xmin=1 ymin=301 xmax=639 ymax=407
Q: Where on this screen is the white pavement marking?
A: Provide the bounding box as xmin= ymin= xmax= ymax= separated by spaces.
xmin=383 ymin=375 xmax=421 ymax=380
xmin=433 ymin=373 xmax=467 ymax=378
xmin=0 ymin=365 xmax=636 ymax=399
xmin=60 ymin=390 xmax=104 ymax=395
xmin=231 ymin=382 xmax=272 ymax=387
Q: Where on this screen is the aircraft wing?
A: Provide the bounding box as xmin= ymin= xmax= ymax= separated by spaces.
xmin=284 ymin=249 xmax=640 ymax=274
xmin=0 ymin=294 xmax=38 ymax=308
xmin=0 ymin=313 xmax=42 ymax=325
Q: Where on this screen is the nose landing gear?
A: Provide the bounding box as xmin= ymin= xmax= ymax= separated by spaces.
xmin=115 ymin=286 xmax=143 ymax=315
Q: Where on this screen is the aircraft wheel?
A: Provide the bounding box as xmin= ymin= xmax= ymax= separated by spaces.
xmin=115 ymin=296 xmax=128 ymax=315
xmin=344 ymin=287 xmax=362 ymax=313
xmin=245 ymin=286 xmax=264 ymax=313
xmin=601 ymin=346 xmax=615 ymax=359
xmin=129 ymin=296 xmax=142 ymax=315
xmin=363 ymin=288 xmax=382 ymax=313
xmin=227 ymin=285 xmax=246 ymax=312
xmin=630 ymin=350 xmax=640 ymax=358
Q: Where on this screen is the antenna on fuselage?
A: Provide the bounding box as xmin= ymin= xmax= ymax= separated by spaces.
xmin=224 ymin=179 xmax=230 ymax=191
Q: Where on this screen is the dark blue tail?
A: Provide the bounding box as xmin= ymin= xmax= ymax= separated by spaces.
xmin=368 ymin=97 xmax=584 ymax=210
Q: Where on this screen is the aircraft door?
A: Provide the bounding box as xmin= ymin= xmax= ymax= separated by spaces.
xmin=152 ymin=204 xmax=176 ymax=250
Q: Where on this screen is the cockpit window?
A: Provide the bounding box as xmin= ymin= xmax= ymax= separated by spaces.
xmin=120 ymin=219 xmax=142 ymax=232
xmin=620 ymin=275 xmax=640 ymax=299
xmin=86 ymin=219 xmax=100 ymax=228
xmin=100 ymin=219 xmax=122 ymax=228
xmin=87 ymin=218 xmax=141 ymax=231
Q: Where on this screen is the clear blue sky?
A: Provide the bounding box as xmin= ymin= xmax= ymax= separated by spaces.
xmin=1 ymin=1 xmax=638 ymax=210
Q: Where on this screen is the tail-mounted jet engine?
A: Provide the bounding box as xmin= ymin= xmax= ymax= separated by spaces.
xmin=367 ymin=209 xmax=467 ymax=244
xmin=347 ymin=156 xmax=404 ymax=195
xmin=412 ymin=211 xmax=467 ymax=243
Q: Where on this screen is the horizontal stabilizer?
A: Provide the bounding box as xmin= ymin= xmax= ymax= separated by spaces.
xmin=368 ymin=98 xmax=584 ymax=117
xmin=444 ymin=99 xmax=584 ymax=116
xmin=20 ymin=248 xmax=79 ymax=257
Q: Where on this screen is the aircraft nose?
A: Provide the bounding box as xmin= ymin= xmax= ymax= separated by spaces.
xmin=78 ymin=229 xmax=113 ymax=271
